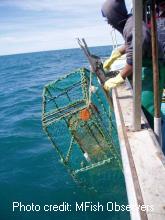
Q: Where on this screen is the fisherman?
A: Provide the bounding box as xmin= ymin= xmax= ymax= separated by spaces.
xmin=101 ymin=0 xmax=165 ymax=134
xmin=156 ymin=1 xmax=165 ymax=152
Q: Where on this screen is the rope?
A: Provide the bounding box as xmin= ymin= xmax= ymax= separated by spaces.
xmin=113 ymin=29 xmax=118 ymax=49
xmin=110 ymin=29 xmax=115 ymax=51
xmin=110 ymin=27 xmax=119 ymax=51
xmin=87 ymin=71 xmax=92 ymax=107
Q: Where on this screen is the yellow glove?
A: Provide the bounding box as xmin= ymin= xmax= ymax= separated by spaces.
xmin=103 ymin=73 xmax=125 ymax=91
xmin=103 ymin=49 xmax=122 ymax=71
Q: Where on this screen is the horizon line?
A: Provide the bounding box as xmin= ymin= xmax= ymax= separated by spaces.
xmin=0 ymin=43 xmax=123 ymax=57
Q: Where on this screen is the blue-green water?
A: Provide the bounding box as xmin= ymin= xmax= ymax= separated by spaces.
xmin=0 ymin=46 xmax=130 ymax=220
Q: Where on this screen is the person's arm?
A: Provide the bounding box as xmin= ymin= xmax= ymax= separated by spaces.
xmin=103 ymin=31 xmax=133 ymax=91
xmin=120 ymin=63 xmax=133 ymax=79
xmin=118 ymin=45 xmax=126 ymax=56
xmin=103 ymin=64 xmax=133 ymax=91
xmin=103 ymin=45 xmax=126 ymax=71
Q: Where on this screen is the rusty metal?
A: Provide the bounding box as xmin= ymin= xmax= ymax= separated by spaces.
xmin=151 ymin=0 xmax=161 ymax=118
xmin=150 ymin=0 xmax=162 ymax=147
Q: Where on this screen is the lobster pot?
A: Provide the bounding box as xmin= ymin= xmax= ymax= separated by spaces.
xmin=42 ymin=68 xmax=122 ymax=186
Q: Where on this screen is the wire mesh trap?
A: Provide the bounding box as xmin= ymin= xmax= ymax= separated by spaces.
xmin=42 ymin=68 xmax=122 ymax=188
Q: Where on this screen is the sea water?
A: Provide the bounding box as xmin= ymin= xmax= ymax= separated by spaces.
xmin=0 ymin=46 xmax=130 ymax=220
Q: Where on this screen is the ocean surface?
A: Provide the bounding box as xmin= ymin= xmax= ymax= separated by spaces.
xmin=0 ymin=46 xmax=130 ymax=220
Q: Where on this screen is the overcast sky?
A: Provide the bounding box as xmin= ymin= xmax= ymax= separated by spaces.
xmin=0 ymin=0 xmax=132 ymax=55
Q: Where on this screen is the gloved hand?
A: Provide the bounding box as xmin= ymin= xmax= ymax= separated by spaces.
xmin=103 ymin=72 xmax=125 ymax=91
xmin=103 ymin=49 xmax=122 ymax=71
